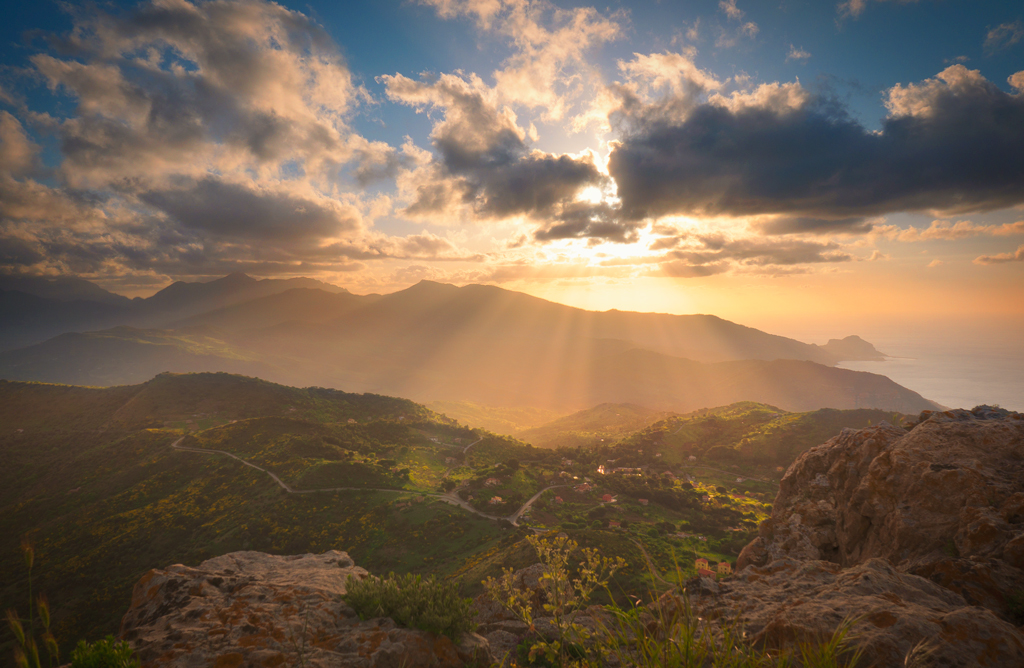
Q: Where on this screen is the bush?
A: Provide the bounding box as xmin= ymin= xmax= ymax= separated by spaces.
xmin=344 ymin=573 xmax=476 ymax=640
xmin=71 ymin=636 xmax=140 ymax=668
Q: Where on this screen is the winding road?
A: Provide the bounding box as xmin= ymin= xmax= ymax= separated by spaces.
xmin=171 ymin=437 xmax=558 ymax=527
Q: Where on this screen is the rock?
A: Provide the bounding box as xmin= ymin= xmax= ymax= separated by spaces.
xmin=731 ymin=407 xmax=1024 ymax=663
xmin=686 ymin=557 xmax=1024 ymax=667
xmin=741 ymin=407 xmax=1024 ymax=575
xmin=120 ymin=550 xmax=490 ymax=667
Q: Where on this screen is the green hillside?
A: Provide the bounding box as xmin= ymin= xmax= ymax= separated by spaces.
xmin=518 ymin=402 xmax=677 ymax=448
xmin=0 ymin=375 xmax=910 ymax=661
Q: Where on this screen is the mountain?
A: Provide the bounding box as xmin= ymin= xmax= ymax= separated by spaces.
xmin=0 ymin=324 xmax=941 ymax=414
xmin=137 ymin=272 xmax=351 ymax=324
xmin=0 ymin=272 xmax=353 ymax=350
xmin=0 ymin=275 xmax=936 ymax=414
xmin=0 ymin=274 xmax=133 ymax=306
xmin=820 ymin=334 xmax=886 ymax=361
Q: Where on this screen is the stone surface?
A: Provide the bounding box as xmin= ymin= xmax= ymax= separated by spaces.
xmin=739 ymin=407 xmax=1024 ymax=613
xmin=120 ymin=550 xmax=491 ymax=667
xmin=729 ymin=407 xmax=1024 ymax=664
xmin=684 ymin=557 xmax=1024 ymax=667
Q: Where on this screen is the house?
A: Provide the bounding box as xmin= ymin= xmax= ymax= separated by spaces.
xmin=701 ymin=495 xmax=710 ymax=503
xmin=562 ymin=459 xmax=573 ymax=466
xmin=736 ymin=477 xmax=744 ymax=483
xmin=697 ymin=568 xmax=716 ymax=579
xmin=453 ymin=438 xmax=462 ymax=443
xmin=575 ymin=483 xmax=592 ymax=492
xmin=663 ymin=470 xmax=676 ymax=479
xmin=776 ymin=466 xmax=785 ymax=473
xmin=485 ymin=478 xmax=501 ymax=487
xmin=688 ymin=455 xmax=697 ymax=462
xmin=413 ymin=495 xmax=425 ymax=503
xmin=446 ymin=457 xmax=457 ymax=465
xmin=654 ymin=453 xmax=662 ymax=458
xmin=597 ymin=465 xmax=607 ymax=475
xmin=489 ymin=496 xmax=503 ymax=505
xmin=717 ymin=562 xmax=732 ymax=576
xmin=554 ymin=496 xmax=564 ymax=504
xmin=559 ymin=471 xmax=572 ymax=478
xmin=638 ymin=499 xmax=649 ymax=506
xmin=608 ymin=520 xmax=621 ymax=528
xmin=695 ymin=558 xmax=709 ymax=570
xmin=348 ymin=418 xmax=357 ymax=424
xmin=602 ymin=494 xmax=614 ymax=503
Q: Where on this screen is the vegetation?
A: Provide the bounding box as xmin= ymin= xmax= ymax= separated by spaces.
xmin=0 ymin=373 xmax=901 ymax=662
xmin=485 ymin=535 xmax=865 ymax=668
xmin=344 ymin=573 xmax=476 ymax=640
xmin=70 ymin=637 xmax=139 ymax=668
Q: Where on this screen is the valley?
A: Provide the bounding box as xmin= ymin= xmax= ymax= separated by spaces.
xmin=0 ymin=371 xmax=909 ymax=658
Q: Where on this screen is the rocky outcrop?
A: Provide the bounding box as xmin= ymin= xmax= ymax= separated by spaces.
xmin=682 ymin=557 xmax=1024 ymax=667
xmin=120 ymin=550 xmax=490 ymax=668
xmin=723 ymin=406 xmax=1024 ymax=665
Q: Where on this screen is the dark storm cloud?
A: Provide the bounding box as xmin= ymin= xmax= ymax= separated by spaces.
xmin=140 ymin=178 xmax=360 ymax=241
xmin=756 ymin=216 xmax=875 ymax=235
xmin=385 ymin=73 xmax=606 ymax=220
xmin=608 ymin=65 xmax=1024 ymax=224
xmin=533 ymin=202 xmax=638 ymax=242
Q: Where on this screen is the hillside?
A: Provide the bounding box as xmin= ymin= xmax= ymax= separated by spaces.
xmin=0 ymin=323 xmax=940 ymax=414
xmin=0 ymin=373 xmax=919 ymax=659
xmin=517 ymin=403 xmax=676 ymax=448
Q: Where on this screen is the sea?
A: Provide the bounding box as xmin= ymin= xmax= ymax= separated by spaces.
xmin=837 ymin=328 xmax=1024 ymax=413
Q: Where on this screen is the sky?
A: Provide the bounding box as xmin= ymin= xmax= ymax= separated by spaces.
xmin=0 ymin=0 xmax=1022 ymax=335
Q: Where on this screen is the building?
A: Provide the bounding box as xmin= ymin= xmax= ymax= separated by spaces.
xmin=348 ymin=418 xmax=357 ymax=424
xmin=736 ymin=477 xmax=744 ymax=483
xmin=608 ymin=520 xmax=621 ymax=528
xmin=695 ymin=557 xmax=709 ymax=570
xmin=485 ymin=477 xmax=501 ymax=486
xmin=575 ymin=483 xmax=592 ymax=493
xmin=489 ymin=496 xmax=503 ymax=505
xmin=562 ymin=459 xmax=573 ymax=466
xmin=688 ymin=455 xmax=697 ymax=462
xmin=602 ymin=494 xmax=614 ymax=503
xmin=554 ymin=496 xmax=564 ymax=504
xmin=638 ymin=499 xmax=649 ymax=506
xmin=717 ymin=562 xmax=732 ymax=576
xmin=697 ymin=568 xmax=716 ymax=578
xmin=597 ymin=465 xmax=607 ymax=475
xmin=445 ymin=457 xmax=457 ymax=465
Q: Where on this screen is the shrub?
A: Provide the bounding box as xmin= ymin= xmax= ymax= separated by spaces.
xmin=343 ymin=573 xmax=476 ymax=640
xmin=70 ymin=636 xmax=140 ymax=668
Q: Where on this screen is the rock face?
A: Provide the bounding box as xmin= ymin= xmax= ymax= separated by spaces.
xmin=724 ymin=406 xmax=1024 ymax=665
xmin=120 ymin=550 xmax=490 ymax=668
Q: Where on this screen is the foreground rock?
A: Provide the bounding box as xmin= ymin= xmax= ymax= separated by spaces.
xmin=682 ymin=558 xmax=1024 ymax=667
xmin=727 ymin=406 xmax=1024 ymax=665
xmin=120 ymin=550 xmax=491 ymax=667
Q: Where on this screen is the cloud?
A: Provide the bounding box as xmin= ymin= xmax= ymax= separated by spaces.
xmin=420 ymin=0 xmax=621 ymax=121
xmin=974 ymin=244 xmax=1024 ymax=265
xmin=650 ymin=234 xmax=852 ymax=278
xmin=719 ymin=0 xmax=744 ymax=20
xmin=926 ymin=259 xmax=943 ymax=267
xmin=139 ymin=178 xmax=363 ymax=242
xmin=607 ymin=65 xmax=1024 ymax=223
xmin=867 ymin=250 xmax=889 ymax=261
xmin=875 ymin=219 xmax=1024 ymax=241
xmin=384 ymin=72 xmax=605 ymax=222
xmin=837 ymin=0 xmax=922 ymax=20
xmin=787 ymin=45 xmax=811 ymax=62
xmin=0 ymin=113 xmax=41 ymax=177
xmin=985 ymin=21 xmax=1024 ymax=52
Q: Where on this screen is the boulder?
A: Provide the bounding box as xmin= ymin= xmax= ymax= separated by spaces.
xmin=120 ymin=550 xmax=490 ymax=667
